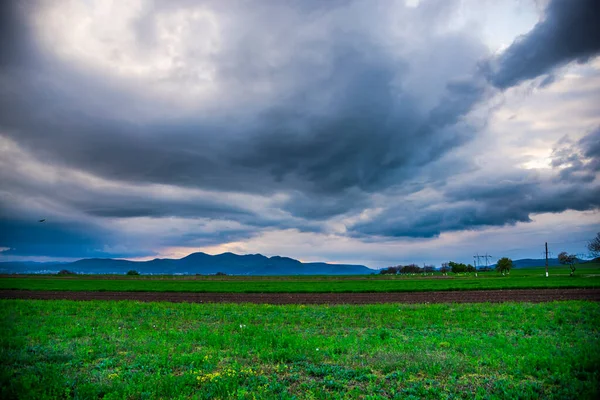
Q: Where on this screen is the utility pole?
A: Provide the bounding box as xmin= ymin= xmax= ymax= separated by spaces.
xmin=482 ymin=254 xmax=492 ymax=270
xmin=545 ymin=242 xmax=549 ymax=277
xmin=473 ymin=254 xmax=491 ymax=277
xmin=473 ymin=254 xmax=492 ymax=270
xmin=474 ymin=254 xmax=483 ymax=269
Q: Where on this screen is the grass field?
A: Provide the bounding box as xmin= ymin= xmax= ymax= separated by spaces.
xmin=1 ymin=264 xmax=599 ymax=293
xmin=1 ymin=300 xmax=598 ymax=399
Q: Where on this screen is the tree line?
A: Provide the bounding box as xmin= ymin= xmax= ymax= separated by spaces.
xmin=379 ymin=264 xmax=436 ymax=275
xmin=380 ymin=261 xmax=500 ymax=275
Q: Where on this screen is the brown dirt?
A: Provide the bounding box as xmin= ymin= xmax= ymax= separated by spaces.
xmin=1 ymin=288 xmax=599 ymax=304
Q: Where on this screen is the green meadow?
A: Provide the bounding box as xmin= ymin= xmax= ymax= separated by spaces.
xmin=1 ymin=264 xmax=599 ymax=293
xmin=1 ymin=300 xmax=599 ymax=399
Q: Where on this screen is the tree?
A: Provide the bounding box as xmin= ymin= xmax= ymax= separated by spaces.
xmin=449 ymin=261 xmax=467 ymax=273
xmin=466 ymin=264 xmax=476 ymax=273
xmin=126 ymin=270 xmax=140 ymax=276
xmin=588 ymin=232 xmax=600 ymax=258
xmin=379 ymin=266 xmax=400 ymax=275
xmin=558 ymin=252 xmax=578 ymax=276
xmin=495 ymin=257 xmax=512 ymax=275
xmin=401 ymin=264 xmax=422 ymax=274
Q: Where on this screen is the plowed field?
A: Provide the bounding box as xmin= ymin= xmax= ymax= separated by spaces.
xmin=2 ymin=288 xmax=599 ymax=303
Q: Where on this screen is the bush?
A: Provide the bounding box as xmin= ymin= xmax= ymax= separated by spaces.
xmin=57 ymin=269 xmax=76 ymax=276
xmin=215 ymin=272 xmax=228 ymax=276
xmin=126 ymin=270 xmax=140 ymax=276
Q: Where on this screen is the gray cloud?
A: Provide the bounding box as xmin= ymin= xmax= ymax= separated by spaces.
xmin=0 ymin=1 xmax=488 ymax=198
xmin=350 ymin=128 xmax=600 ymax=238
xmin=351 ymin=180 xmax=600 ymax=238
xmin=485 ymin=0 xmax=600 ymax=88
xmin=277 ymin=189 xmax=370 ymax=220
xmin=551 ymin=127 xmax=600 ymax=183
xmin=580 ymin=127 xmax=600 ymax=170
xmin=0 ymin=36 xmax=485 ymax=199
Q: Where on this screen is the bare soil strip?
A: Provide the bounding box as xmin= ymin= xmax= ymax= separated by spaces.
xmin=1 ymin=288 xmax=599 ymax=304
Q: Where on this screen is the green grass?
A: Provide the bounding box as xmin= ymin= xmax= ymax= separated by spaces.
xmin=1 ymin=264 xmax=600 ymax=293
xmin=1 ymin=300 xmax=598 ymax=399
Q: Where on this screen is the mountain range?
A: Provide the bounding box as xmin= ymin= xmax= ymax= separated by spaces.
xmin=0 ymin=252 xmax=374 ymax=275
xmin=501 ymin=258 xmax=562 ymax=268
xmin=1 ymin=254 xmax=589 ymax=275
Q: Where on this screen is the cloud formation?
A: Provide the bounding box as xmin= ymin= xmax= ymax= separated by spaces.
xmin=0 ymin=1 xmax=488 ymax=197
xmin=350 ymin=126 xmax=600 ymax=238
xmin=0 ymin=0 xmax=599 ymax=262
xmin=485 ymin=0 xmax=600 ymax=88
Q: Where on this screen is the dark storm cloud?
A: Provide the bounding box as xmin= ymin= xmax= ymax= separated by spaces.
xmin=0 ymin=43 xmax=483 ymax=198
xmin=0 ymin=145 xmax=321 ymax=239
xmin=351 ymin=180 xmax=600 ymax=238
xmin=0 ymin=0 xmax=488 ymax=202
xmin=278 ymin=189 xmax=370 ymax=220
xmin=486 ymin=0 xmax=600 ymax=88
xmin=73 ymin=194 xmax=252 ymax=219
xmin=346 ymin=0 xmax=600 ymax=240
xmin=350 ymin=128 xmax=600 ymax=238
xmin=351 ymin=203 xmax=534 ymax=239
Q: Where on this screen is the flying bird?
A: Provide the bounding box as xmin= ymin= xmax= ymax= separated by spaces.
xmin=38 ymin=219 xmax=46 ymax=223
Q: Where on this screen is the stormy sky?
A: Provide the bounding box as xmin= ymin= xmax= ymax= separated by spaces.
xmin=1 ymin=0 xmax=599 ymax=268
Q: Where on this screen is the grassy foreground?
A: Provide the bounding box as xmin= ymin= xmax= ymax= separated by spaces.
xmin=1 ymin=265 xmax=600 ymax=293
xmin=1 ymin=300 xmax=599 ymax=399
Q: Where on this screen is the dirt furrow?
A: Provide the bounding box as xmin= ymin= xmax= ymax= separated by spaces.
xmin=1 ymin=288 xmax=599 ymax=304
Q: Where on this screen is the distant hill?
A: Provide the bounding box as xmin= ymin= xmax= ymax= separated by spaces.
xmin=508 ymin=258 xmax=562 ymax=268
xmin=0 ymin=261 xmax=68 ymax=274
xmin=0 ymin=252 xmax=373 ymax=275
xmin=488 ymin=257 xmax=593 ymax=268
